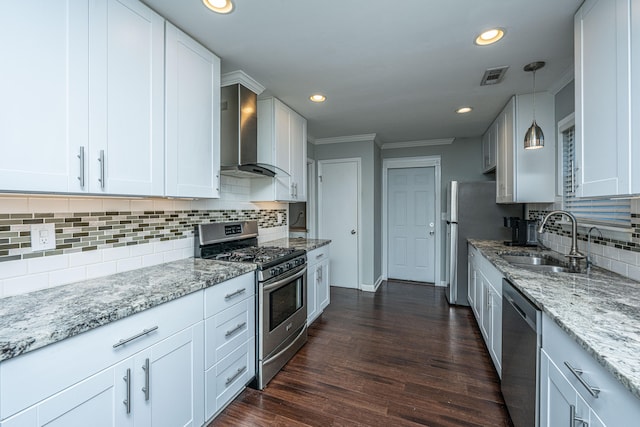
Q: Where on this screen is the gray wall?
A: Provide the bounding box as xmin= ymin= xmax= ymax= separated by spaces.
xmin=312 ymin=136 xmax=489 ymax=287
xmin=382 ymin=137 xmax=491 ymax=282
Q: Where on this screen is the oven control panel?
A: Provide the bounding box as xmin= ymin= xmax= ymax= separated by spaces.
xmin=259 ymin=254 xmax=307 ymax=282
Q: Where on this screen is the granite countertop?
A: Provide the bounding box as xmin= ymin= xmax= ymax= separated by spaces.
xmin=0 ymin=258 xmax=256 ymax=362
xmin=262 ymin=237 xmax=331 ymax=252
xmin=468 ymin=239 xmax=640 ymax=400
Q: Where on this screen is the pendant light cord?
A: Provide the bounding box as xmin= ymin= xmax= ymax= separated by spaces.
xmin=532 ymin=69 xmax=537 ymax=121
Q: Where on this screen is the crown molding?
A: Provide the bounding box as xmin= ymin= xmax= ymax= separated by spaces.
xmin=221 ymin=70 xmax=265 ymax=95
xmin=381 ymin=138 xmax=455 ymax=150
xmin=313 ymin=133 xmax=378 ymax=145
xmin=548 ymin=66 xmax=574 ymax=95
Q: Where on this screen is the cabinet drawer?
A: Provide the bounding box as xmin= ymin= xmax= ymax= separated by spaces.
xmin=204 ymin=272 xmax=255 ymax=318
xmin=205 ymin=338 xmax=255 ymax=420
xmin=475 ymin=252 xmax=503 ymax=296
xmin=542 ymin=313 xmax=640 ymax=424
xmin=307 ymin=245 xmax=330 ymax=268
xmin=0 ymin=291 xmax=202 ymax=420
xmin=205 ymin=296 xmax=255 ymax=369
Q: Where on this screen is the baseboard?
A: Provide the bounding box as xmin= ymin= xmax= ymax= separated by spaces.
xmin=438 ymin=280 xmax=448 ymax=287
xmin=360 ymin=276 xmax=383 ymax=293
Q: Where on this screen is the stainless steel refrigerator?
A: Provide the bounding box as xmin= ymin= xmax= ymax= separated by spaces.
xmin=445 ymin=181 xmax=521 ymax=305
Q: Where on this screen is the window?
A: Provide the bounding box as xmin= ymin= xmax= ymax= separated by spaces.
xmin=562 ymin=125 xmax=631 ymax=228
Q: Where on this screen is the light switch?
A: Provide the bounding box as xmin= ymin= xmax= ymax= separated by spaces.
xmin=30 ymin=223 xmax=56 ymax=251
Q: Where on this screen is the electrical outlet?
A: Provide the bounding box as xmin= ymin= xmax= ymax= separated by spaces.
xmin=31 ymin=223 xmax=56 ymax=251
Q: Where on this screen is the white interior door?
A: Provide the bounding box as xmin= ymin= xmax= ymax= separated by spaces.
xmin=387 ymin=167 xmax=436 ymax=283
xmin=318 ymin=159 xmax=359 ymax=289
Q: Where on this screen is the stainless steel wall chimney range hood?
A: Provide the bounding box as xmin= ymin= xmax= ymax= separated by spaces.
xmin=220 ymin=84 xmax=277 ymax=178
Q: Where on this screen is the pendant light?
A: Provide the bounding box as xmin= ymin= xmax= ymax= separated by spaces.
xmin=523 ymin=61 xmax=545 ymax=150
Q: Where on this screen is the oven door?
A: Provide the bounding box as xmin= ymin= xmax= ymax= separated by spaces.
xmin=260 ymin=264 xmax=307 ymax=359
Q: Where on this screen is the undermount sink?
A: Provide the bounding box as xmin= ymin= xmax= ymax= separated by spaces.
xmin=500 ymin=253 xmax=583 ymax=274
xmin=501 ymin=254 xmax=563 ymax=266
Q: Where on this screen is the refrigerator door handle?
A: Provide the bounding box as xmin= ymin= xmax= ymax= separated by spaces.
xmin=448 ymin=223 xmax=458 ymax=303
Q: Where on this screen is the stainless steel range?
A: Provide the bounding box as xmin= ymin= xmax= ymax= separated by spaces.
xmin=194 ymin=221 xmax=307 ymax=390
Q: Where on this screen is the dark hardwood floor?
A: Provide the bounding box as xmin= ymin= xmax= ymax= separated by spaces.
xmin=210 ymin=281 xmax=513 ymax=427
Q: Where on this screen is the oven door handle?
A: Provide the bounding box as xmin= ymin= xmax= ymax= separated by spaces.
xmin=262 ymin=265 xmax=307 ymax=292
xmin=263 ymin=324 xmax=308 ymax=367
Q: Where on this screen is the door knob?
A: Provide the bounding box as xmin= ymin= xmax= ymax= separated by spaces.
xmin=350 ymin=230 xmax=356 ymax=235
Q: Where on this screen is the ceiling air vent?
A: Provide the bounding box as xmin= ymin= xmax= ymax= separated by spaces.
xmin=481 ymin=66 xmax=509 ymax=86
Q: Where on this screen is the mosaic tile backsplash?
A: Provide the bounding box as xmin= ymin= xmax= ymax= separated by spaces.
xmin=0 ymin=209 xmax=287 ymax=263
xmin=527 ymin=204 xmax=640 ymax=281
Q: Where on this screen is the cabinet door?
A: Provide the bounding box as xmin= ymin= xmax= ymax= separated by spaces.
xmin=575 ymin=0 xmax=632 ymax=196
xmin=317 ymin=259 xmax=330 ymax=311
xmin=89 ymin=0 xmax=165 ymax=196
xmin=489 ymin=289 xmax=502 ymax=376
xmin=0 ymin=368 xmax=124 ymax=427
xmin=480 ymin=274 xmax=491 ymax=342
xmin=165 ymin=23 xmax=220 ymax=198
xmin=289 ymin=110 xmax=307 ymax=201
xmin=0 ymin=1 xmax=89 ymax=193
xmin=306 ymin=264 xmax=318 ymax=325
xmin=496 ymin=99 xmax=515 ymax=203
xmin=540 ymin=349 xmax=592 ymax=427
xmin=481 ymin=123 xmax=497 ymax=173
xmin=274 ymin=101 xmax=293 ymax=201
xmin=467 ymin=253 xmax=477 ymax=311
xmin=137 ymin=324 xmax=204 ymax=427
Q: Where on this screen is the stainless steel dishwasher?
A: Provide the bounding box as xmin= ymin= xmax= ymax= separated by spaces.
xmin=501 ymin=278 xmax=541 ymax=427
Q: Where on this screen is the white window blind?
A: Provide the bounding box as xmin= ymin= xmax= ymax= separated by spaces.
xmin=562 ymin=126 xmax=631 ymax=228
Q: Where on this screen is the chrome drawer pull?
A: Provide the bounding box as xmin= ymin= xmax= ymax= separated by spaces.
xmin=77 ymin=146 xmax=85 ymax=188
xmin=142 ymin=358 xmax=150 ymax=401
xmin=565 ymin=362 xmax=601 ymax=398
xmin=113 ymin=326 xmax=159 ymax=348
xmin=123 ymin=368 xmax=131 ymax=414
xmin=315 ymin=253 xmax=324 ymax=259
xmin=570 ymin=404 xmax=588 ymax=426
xmin=224 ymin=288 xmax=246 ymax=300
xmin=225 ymin=322 xmax=247 ymax=338
xmin=225 ymin=365 xmax=247 ymax=386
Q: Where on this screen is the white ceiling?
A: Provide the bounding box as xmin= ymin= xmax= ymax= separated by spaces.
xmin=142 ymin=0 xmax=583 ymax=144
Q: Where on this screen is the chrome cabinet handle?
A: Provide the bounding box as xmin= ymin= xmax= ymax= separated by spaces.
xmin=123 ymin=368 xmax=131 ymax=414
xmin=113 ymin=326 xmax=159 ymax=348
xmin=225 ymin=366 xmax=247 ymax=386
xmin=77 ymin=146 xmax=85 ymax=188
xmin=570 ymin=404 xmax=588 ymax=426
xmin=224 ymin=288 xmax=246 ymax=300
xmin=142 ymin=358 xmax=150 ymax=401
xmin=315 ymin=253 xmax=324 ymax=259
xmin=565 ymin=362 xmax=601 ymax=398
xmin=351 ymin=229 xmax=356 ymax=235
xmin=225 ymin=322 xmax=247 ymax=338
xmin=216 ymin=171 xmax=220 ymax=192
xmin=98 ymin=149 xmax=105 ymax=189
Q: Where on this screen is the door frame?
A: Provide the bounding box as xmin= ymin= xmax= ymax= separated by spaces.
xmin=382 ymin=156 xmax=441 ymax=284
xmin=318 ymin=157 xmax=361 ymax=289
xmin=306 ymin=158 xmax=316 ymax=238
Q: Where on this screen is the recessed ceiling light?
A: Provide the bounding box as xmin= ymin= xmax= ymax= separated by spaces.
xmin=309 ymin=94 xmax=326 ymax=103
xmin=456 ymin=106 xmax=473 ymax=114
xmin=475 ymin=28 xmax=505 ymax=46
xmin=202 ymin=0 xmax=233 ymax=14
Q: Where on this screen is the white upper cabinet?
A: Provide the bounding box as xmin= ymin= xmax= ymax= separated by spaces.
xmin=165 ymin=22 xmax=221 ymax=198
xmin=253 ymin=97 xmax=307 ymax=202
xmin=88 ymin=0 xmax=165 ymax=196
xmin=575 ymin=0 xmax=640 ymax=196
xmin=496 ymin=93 xmax=556 ymax=203
xmin=0 ymin=1 xmax=89 ymax=193
xmin=481 ymin=122 xmax=497 ymax=173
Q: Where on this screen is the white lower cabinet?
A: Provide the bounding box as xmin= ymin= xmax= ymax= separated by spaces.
xmin=467 ymin=243 xmax=503 ymax=377
xmin=203 ymin=273 xmax=255 ymax=422
xmin=306 ymin=245 xmax=331 ymax=325
xmin=0 ymin=272 xmax=257 ymax=427
xmin=540 ymin=313 xmax=640 ymax=426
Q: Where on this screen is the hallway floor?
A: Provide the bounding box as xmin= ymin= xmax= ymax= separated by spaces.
xmin=210 ymin=281 xmax=513 ymax=426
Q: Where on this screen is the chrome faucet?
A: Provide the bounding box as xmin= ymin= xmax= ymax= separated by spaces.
xmin=537 ymin=210 xmax=585 ymax=271
xmin=586 ymin=226 xmax=603 ymax=271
